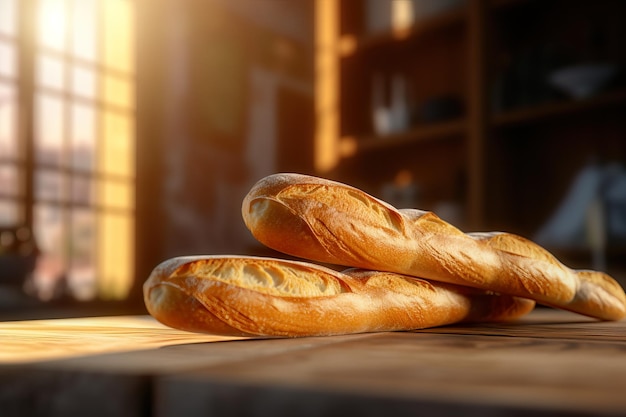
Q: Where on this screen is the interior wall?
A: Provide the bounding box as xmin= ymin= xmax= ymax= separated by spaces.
xmin=133 ymin=0 xmax=314 ymax=301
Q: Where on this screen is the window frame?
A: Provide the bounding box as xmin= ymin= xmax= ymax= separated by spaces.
xmin=0 ymin=0 xmax=137 ymax=304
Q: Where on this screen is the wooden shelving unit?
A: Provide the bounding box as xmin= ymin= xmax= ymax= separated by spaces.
xmin=345 ymin=118 xmax=466 ymax=154
xmin=315 ymin=0 xmax=626 ymax=255
xmin=338 ymin=6 xmax=467 ymax=57
xmin=492 ymin=89 xmax=626 ymax=128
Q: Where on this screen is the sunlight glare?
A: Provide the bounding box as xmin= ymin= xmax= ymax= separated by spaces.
xmin=38 ymin=0 xmax=67 ymax=51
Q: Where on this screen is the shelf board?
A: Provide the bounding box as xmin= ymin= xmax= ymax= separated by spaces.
xmin=343 ymin=119 xmax=467 ymax=156
xmin=492 ymin=90 xmax=626 ymax=128
xmin=339 ymin=6 xmax=467 ymax=58
xmin=489 ymin=0 xmax=535 ymax=10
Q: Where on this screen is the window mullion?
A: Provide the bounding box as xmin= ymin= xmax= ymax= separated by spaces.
xmin=63 ymin=0 xmax=72 ymax=278
xmin=18 ymin=0 xmax=36 ymax=229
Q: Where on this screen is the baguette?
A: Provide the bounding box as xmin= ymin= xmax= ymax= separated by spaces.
xmin=143 ymin=255 xmax=535 ymax=337
xmin=242 ymin=173 xmax=626 ymax=321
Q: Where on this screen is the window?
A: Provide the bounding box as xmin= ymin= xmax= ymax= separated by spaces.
xmin=0 ymin=0 xmax=135 ymax=302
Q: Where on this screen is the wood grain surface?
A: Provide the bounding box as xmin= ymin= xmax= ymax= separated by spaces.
xmin=0 ymin=315 xmax=244 ymax=363
xmin=2 ymin=308 xmax=626 ymax=416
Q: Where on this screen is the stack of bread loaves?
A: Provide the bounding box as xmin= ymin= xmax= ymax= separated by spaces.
xmin=144 ymin=173 xmax=626 ymax=337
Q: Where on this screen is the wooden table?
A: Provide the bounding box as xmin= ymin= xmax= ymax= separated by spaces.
xmin=1 ymin=308 xmax=625 ymax=417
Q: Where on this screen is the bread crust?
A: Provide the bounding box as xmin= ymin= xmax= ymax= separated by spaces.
xmin=144 ymin=256 xmax=535 ymax=337
xmin=242 ymin=173 xmax=626 ymax=321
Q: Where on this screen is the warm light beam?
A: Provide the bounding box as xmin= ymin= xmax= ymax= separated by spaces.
xmin=38 ymin=0 xmax=67 ymax=50
xmin=315 ymin=0 xmax=339 ymax=173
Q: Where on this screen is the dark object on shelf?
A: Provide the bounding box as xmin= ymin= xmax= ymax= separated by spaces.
xmin=535 ymin=162 xmax=626 ymax=272
xmin=0 ymin=226 xmax=39 ymax=288
xmin=416 ymin=95 xmax=463 ymax=123
xmin=548 ymin=63 xmax=619 ymax=101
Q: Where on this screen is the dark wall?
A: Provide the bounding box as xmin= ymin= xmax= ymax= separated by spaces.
xmin=133 ymin=0 xmax=314 ymax=300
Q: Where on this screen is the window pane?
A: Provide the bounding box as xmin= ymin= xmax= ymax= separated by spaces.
xmin=37 ymin=0 xmax=68 ymax=51
xmin=99 ymin=179 xmax=133 ymax=210
xmin=0 ymin=198 xmax=21 ymax=225
xmin=104 ymin=74 xmax=133 ymax=109
xmin=97 ymin=211 xmax=133 ymax=300
xmin=0 ymin=0 xmax=17 ymax=36
xmin=68 ymin=208 xmax=97 ymax=300
xmin=36 ymin=53 xmax=65 ymax=90
xmin=35 ymin=168 xmax=67 ymax=202
xmin=71 ymin=176 xmax=95 ymax=205
xmin=70 ymin=102 xmax=96 ymax=171
xmin=100 ymin=111 xmax=134 ymax=177
xmin=103 ymin=0 xmax=134 ymax=74
xmin=0 ymin=82 xmax=17 ymax=158
xmin=71 ymin=0 xmax=97 ymax=62
xmin=0 ymin=163 xmax=20 ymax=196
xmin=35 ymin=93 xmax=66 ymax=166
xmin=0 ymin=41 xmax=17 ymax=78
xmin=32 ymin=203 xmax=67 ymax=301
xmin=71 ymin=65 xmax=97 ymax=99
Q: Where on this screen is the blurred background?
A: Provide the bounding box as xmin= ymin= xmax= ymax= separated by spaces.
xmin=0 ymin=0 xmax=625 ymax=320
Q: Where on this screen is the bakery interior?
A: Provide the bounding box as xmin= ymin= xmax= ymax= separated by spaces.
xmin=2 ymin=0 xmax=626 ymax=414
xmin=2 ymin=0 xmax=625 ymax=320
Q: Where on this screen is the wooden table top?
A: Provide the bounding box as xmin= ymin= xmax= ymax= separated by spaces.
xmin=1 ymin=308 xmax=626 ymax=417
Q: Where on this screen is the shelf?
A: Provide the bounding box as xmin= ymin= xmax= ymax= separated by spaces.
xmin=339 ymin=6 xmax=467 ymax=58
xmin=341 ymin=119 xmax=466 ymax=157
xmin=492 ymin=90 xmax=626 ymax=128
xmin=324 ymin=0 xmax=626 ymax=233
xmin=489 ymin=0 xmax=535 ymax=10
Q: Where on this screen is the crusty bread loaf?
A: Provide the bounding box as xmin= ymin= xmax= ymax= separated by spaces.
xmin=242 ymin=173 xmax=626 ymax=321
xmin=143 ymin=255 xmax=535 ymax=337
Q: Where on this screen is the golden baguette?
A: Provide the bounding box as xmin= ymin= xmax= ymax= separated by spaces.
xmin=242 ymin=173 xmax=626 ymax=321
xmin=143 ymin=256 xmax=535 ymax=337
